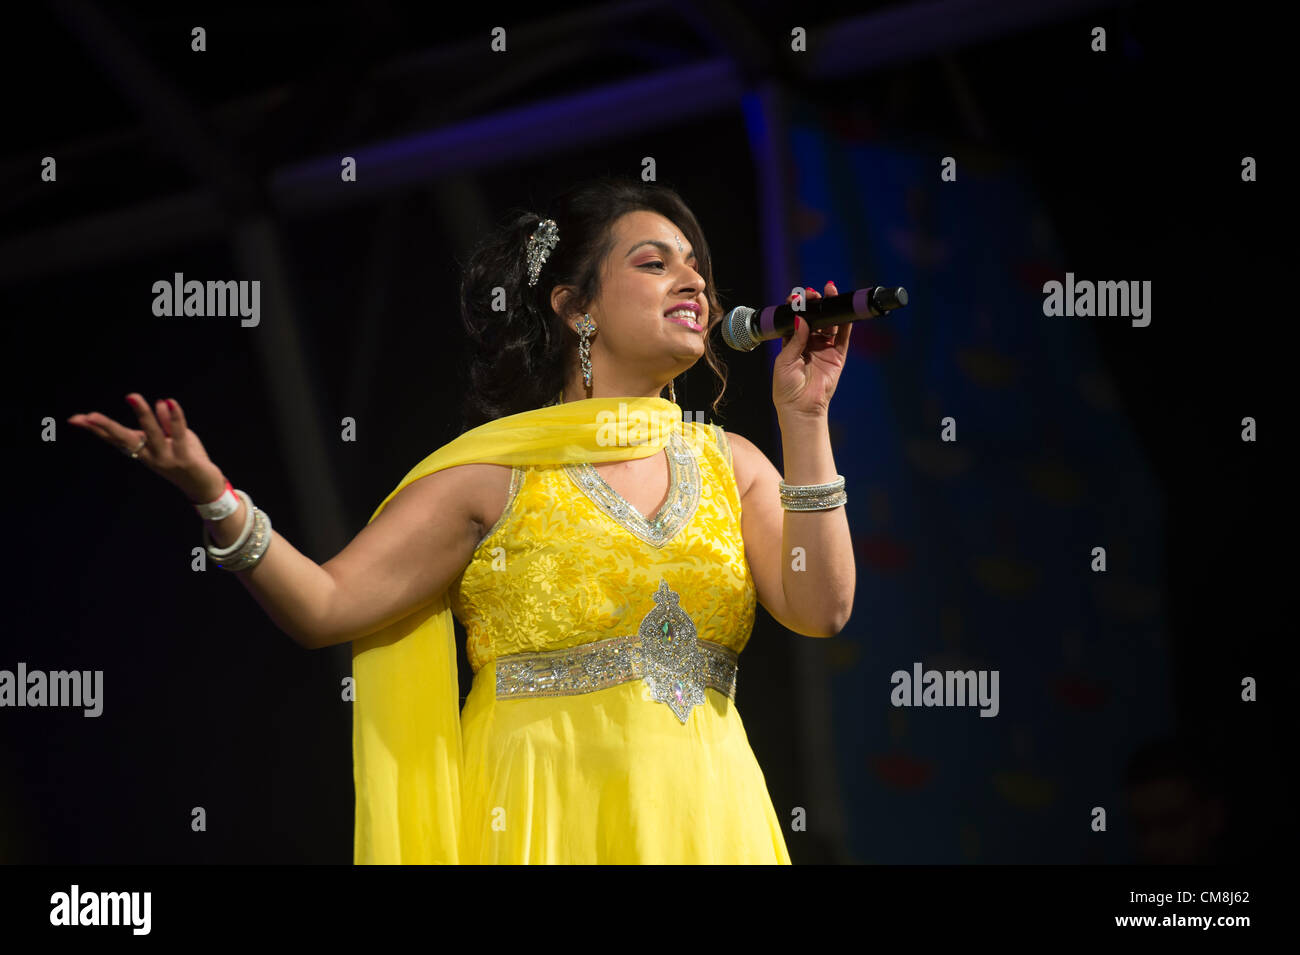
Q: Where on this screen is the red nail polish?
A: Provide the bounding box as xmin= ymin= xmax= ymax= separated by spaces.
xmin=795 ymin=316 xmax=801 ymax=331
xmin=168 ymin=399 xmax=177 ymax=412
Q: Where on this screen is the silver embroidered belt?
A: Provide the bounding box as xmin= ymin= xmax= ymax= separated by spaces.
xmin=494 ymin=579 xmax=738 ymax=724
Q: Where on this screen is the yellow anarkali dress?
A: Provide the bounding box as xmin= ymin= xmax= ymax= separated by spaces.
xmin=350 ymin=397 xmax=791 ymax=864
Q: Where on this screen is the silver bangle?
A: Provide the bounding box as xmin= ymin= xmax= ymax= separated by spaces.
xmin=202 ymin=489 xmax=273 ymax=571
xmin=780 ymin=490 xmax=847 ymax=511
xmin=218 ymin=506 xmax=272 ymax=572
xmin=778 ymin=474 xmax=847 ymax=511
xmin=203 ymin=489 xmax=255 ymax=557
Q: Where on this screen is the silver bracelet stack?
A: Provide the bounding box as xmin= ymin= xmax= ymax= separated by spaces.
xmin=778 ymin=475 xmax=847 ymax=511
xmin=202 ymin=488 xmax=273 ymax=572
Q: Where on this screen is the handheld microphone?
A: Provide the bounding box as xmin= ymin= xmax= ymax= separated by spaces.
xmin=721 ymin=286 xmax=908 ymax=352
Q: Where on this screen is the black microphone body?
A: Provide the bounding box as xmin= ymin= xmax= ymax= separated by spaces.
xmin=722 ymin=286 xmax=908 ymax=352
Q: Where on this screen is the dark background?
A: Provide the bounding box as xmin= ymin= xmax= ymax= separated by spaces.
xmin=0 ymin=1 xmax=1285 ymax=864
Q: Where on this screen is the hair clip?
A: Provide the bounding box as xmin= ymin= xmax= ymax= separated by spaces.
xmin=526 ymin=218 xmax=559 ymax=287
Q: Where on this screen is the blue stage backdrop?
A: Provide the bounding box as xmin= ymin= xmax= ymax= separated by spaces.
xmin=767 ymin=122 xmax=1172 ymax=863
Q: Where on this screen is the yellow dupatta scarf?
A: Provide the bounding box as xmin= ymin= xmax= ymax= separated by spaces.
xmin=350 ymin=395 xmax=683 ymax=864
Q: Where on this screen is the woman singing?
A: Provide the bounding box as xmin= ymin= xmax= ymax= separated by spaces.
xmin=67 ymin=176 xmax=856 ymax=864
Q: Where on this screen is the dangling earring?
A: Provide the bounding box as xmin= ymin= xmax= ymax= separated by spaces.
xmin=666 ymin=379 xmax=676 ymax=403
xmin=577 ymin=313 xmax=596 ymax=390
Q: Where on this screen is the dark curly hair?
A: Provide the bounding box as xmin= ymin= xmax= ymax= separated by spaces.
xmin=456 ymin=176 xmax=730 ymax=433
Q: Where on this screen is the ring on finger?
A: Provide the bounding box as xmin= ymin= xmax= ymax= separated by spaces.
xmin=120 ymin=436 xmax=148 ymax=458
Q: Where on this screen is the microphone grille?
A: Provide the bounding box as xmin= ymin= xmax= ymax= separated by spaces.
xmin=722 ymin=305 xmax=760 ymax=352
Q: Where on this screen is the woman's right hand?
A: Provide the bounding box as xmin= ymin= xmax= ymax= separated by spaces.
xmin=67 ymin=393 xmax=227 ymax=504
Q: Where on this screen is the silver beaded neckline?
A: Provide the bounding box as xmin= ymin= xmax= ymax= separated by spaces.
xmin=564 ymin=430 xmax=701 ymax=547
